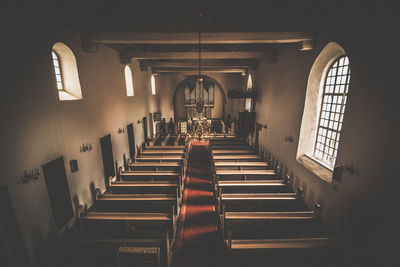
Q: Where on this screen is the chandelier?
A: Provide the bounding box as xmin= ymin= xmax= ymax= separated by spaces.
xmin=195 ymin=12 xmax=204 ymax=115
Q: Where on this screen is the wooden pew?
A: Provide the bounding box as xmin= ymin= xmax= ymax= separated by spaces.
xmin=95 ymin=192 xmax=180 ymax=215
xmin=209 ymin=136 xmax=244 ymax=141
xmin=109 ymin=177 xmax=180 ymax=195
xmin=217 ymin=180 xmax=290 ymax=194
xmin=226 ymin=235 xmax=335 ymax=265
xmin=145 ymin=145 xmax=185 ymax=150
xmin=141 ymin=149 xmax=185 ymax=156
xmin=212 ymin=149 xmax=256 ymax=155
xmin=218 ymin=187 xmax=305 ymax=213
xmin=66 ymin=207 xmax=175 ymax=267
xmin=128 ymin=159 xmax=182 ymax=172
xmin=216 ymin=169 xmax=277 ymax=181
xmin=213 ymin=155 xmax=263 ymax=162
xmin=134 ymin=156 xmax=184 ymax=163
xmin=214 ymin=161 xmax=269 ymax=170
xmin=220 ymin=204 xmax=324 ymax=239
xmin=211 ymin=144 xmax=250 ymax=150
xmin=118 ymin=170 xmax=183 ymax=195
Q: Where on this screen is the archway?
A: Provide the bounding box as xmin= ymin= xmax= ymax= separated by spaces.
xmin=172 ymin=75 xmax=226 ymax=120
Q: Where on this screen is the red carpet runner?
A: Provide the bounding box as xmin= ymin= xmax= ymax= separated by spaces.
xmin=172 ymin=140 xmax=223 ymax=267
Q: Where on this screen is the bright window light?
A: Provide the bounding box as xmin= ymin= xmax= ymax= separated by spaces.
xmin=124 ymin=65 xmax=134 ymax=96
xmin=245 ymin=74 xmax=253 ymax=111
xmin=151 ymin=74 xmax=156 ymax=95
xmin=247 ymin=74 xmax=253 ymax=89
xmin=52 ymin=51 xmax=63 ymax=90
xmin=313 ymin=56 xmax=350 ymax=167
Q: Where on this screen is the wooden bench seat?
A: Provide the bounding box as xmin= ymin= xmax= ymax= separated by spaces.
xmin=229 ymin=237 xmax=333 ymax=250
xmin=219 ymin=192 xmax=304 ymax=212
xmin=221 ymin=209 xmax=326 ymax=238
xmin=211 ymin=145 xmax=250 ymax=149
xmin=119 ymin=170 xmax=182 ymax=185
xmin=216 ymin=170 xmax=277 ymax=180
xmin=135 ymin=156 xmax=184 ymax=162
xmin=141 ymin=150 xmax=185 ymax=156
xmin=128 ymin=161 xmax=182 ymax=172
xmin=225 ymin=211 xmax=316 ymax=220
xmin=64 ymin=231 xmax=172 ymax=267
xmin=218 ymin=180 xmax=289 ymax=193
xmin=109 ymin=180 xmax=180 ymax=195
xmin=213 ymin=155 xmax=263 ymax=161
xmin=222 ymin=193 xmax=297 ymax=201
xmin=145 ymin=145 xmax=185 ymax=150
xmin=95 ymin=192 xmax=179 ymax=213
xmin=214 ymin=161 xmax=268 ymax=170
xmin=212 ymin=150 xmax=256 ymax=155
xmin=99 ymin=193 xmax=175 ymax=201
xmin=216 ymin=170 xmax=275 ymax=175
xmin=215 ymin=162 xmax=268 ymax=167
xmin=81 ymin=211 xmax=172 ymax=222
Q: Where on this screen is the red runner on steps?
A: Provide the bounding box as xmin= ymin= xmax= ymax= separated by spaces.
xmin=172 ymin=141 xmax=223 ymax=267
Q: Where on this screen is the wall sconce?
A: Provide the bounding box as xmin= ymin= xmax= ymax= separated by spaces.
xmin=333 ymin=162 xmax=360 ymax=181
xmin=118 ymin=127 xmax=125 ymax=134
xmin=256 ymin=122 xmax=267 ymax=130
xmin=17 ymin=168 xmax=40 ymax=184
xmin=284 ymin=135 xmax=294 ymax=143
xmin=137 ymin=119 xmax=143 ymax=124
xmin=80 ymin=143 xmax=92 ymax=152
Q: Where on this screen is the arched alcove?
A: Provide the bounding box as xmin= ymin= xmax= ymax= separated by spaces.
xmin=297 ymin=42 xmax=347 ymax=183
xmin=172 ymin=76 xmax=226 ymax=120
xmin=52 ymin=42 xmax=82 ymax=100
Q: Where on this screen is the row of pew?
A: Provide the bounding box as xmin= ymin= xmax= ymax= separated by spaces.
xmin=61 ymin=143 xmax=189 ymax=267
xmin=209 ymin=137 xmax=337 ymax=266
xmin=152 ymin=133 xmax=186 ymax=146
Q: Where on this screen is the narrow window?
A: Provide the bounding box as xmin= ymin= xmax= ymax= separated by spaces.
xmin=124 ymin=65 xmax=134 ymax=96
xmin=313 ymin=56 xmax=350 ymax=167
xmin=51 ymin=42 xmax=82 ymax=101
xmin=151 ymin=74 xmax=156 ymax=95
xmin=245 ymin=74 xmax=252 ymax=111
xmin=52 ymin=51 xmax=63 ymax=90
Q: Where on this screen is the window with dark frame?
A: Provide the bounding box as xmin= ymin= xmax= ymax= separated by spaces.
xmin=51 ymin=51 xmax=63 ymax=90
xmin=313 ymin=56 xmax=350 ymax=167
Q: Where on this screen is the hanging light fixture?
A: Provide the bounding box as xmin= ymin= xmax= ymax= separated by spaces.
xmin=195 ymin=12 xmax=204 ymax=115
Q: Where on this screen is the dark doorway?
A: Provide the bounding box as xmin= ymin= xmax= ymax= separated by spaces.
xmin=100 ymin=134 xmax=115 ymax=188
xmin=127 ymin=123 xmax=136 ymax=159
xmin=142 ymin=116 xmax=148 ymax=145
xmin=0 ymin=186 xmax=30 ymax=266
xmin=42 ymin=157 xmax=74 ymax=230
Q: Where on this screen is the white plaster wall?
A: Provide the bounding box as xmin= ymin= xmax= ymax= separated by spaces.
xmin=0 ymin=27 xmax=157 ymax=263
xmin=254 ymin=22 xmax=397 ymax=265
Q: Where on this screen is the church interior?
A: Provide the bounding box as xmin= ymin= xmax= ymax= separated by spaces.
xmin=1 ymin=1 xmax=398 ymax=266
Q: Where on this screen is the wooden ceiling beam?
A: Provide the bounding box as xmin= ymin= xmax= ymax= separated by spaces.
xmin=124 ymin=51 xmax=275 ymax=60
xmin=84 ymin=32 xmax=312 ymax=45
xmin=139 ymin=60 xmax=259 ymax=71
xmin=152 ymin=67 xmax=248 ymax=75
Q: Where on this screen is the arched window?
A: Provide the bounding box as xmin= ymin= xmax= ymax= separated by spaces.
xmin=313 ymin=56 xmax=350 ymax=166
xmin=124 ymin=65 xmax=134 ymax=96
xmin=52 ymin=51 xmax=64 ymax=90
xmin=297 ymin=42 xmax=350 ymax=182
xmin=151 ymin=74 xmax=156 ymax=95
xmin=51 ymin=43 xmax=82 ymax=101
xmin=245 ymin=74 xmax=253 ymax=111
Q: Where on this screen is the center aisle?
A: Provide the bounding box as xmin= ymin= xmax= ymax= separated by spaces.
xmin=172 ymin=140 xmax=223 ymax=267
